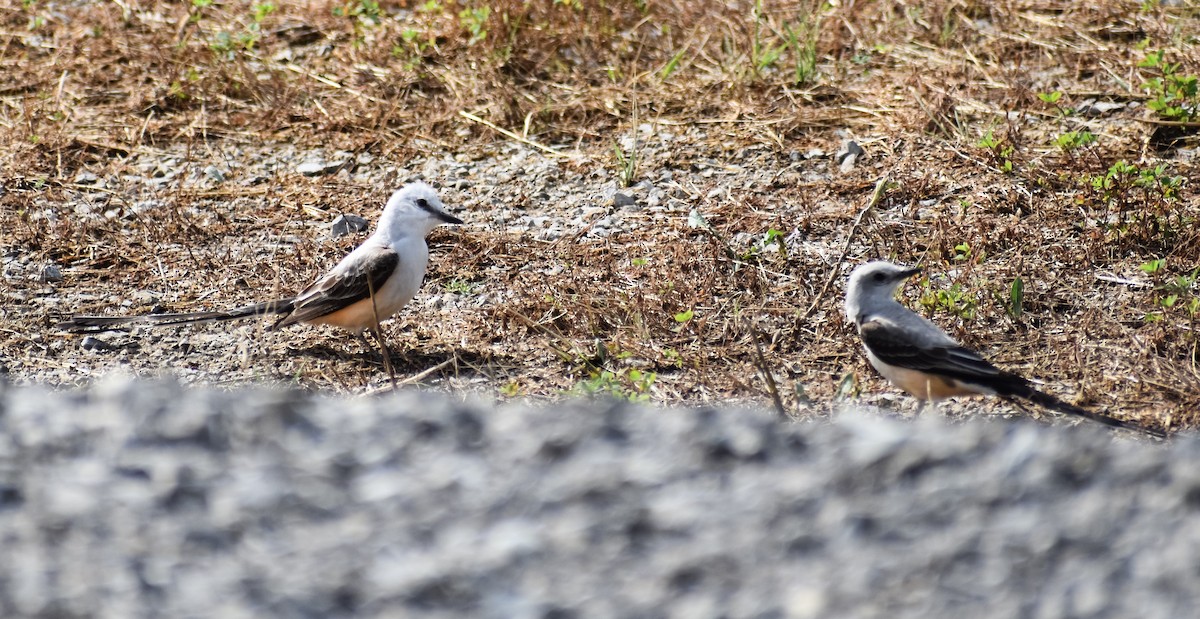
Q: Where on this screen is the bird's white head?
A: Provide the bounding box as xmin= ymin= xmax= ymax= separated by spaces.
xmin=375 ymin=182 xmax=463 ymax=241
xmin=843 ymin=260 xmax=922 ymax=325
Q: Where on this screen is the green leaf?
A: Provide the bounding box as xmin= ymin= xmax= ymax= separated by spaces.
xmin=673 ymin=309 xmax=694 ymax=323
xmin=1037 ymin=91 xmax=1063 ymax=104
xmin=660 ymin=47 xmax=688 ymax=79
xmin=977 ymin=130 xmax=999 ymax=149
xmin=1139 ymin=258 xmax=1166 ymax=274
xmin=1009 ymin=277 xmax=1024 ymax=319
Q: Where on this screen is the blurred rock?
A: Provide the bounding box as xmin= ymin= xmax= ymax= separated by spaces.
xmin=837 ymin=140 xmax=864 ymax=173
xmin=0 ymin=379 xmax=1191 ymax=618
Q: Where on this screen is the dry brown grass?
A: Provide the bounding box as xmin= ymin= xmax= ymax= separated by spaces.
xmin=2 ymin=0 xmax=1199 ymax=435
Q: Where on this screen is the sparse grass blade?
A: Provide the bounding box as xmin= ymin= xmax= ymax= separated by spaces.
xmin=660 ymin=46 xmax=688 ymax=80
xmin=1009 ymin=277 xmax=1023 ymax=320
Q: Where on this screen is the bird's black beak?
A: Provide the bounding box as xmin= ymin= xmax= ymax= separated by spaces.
xmin=438 ymin=211 xmax=464 ymax=225
xmin=898 ymin=266 xmax=922 ymax=280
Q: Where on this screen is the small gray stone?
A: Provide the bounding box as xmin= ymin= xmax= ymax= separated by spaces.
xmin=80 ymin=336 xmax=114 ymax=351
xmin=1077 ymin=99 xmax=1127 ymax=117
xmin=74 ymin=171 xmax=98 ymax=185
xmin=612 ymin=192 xmax=636 ymax=207
xmin=330 ymin=214 xmax=369 ymax=238
xmin=297 ymin=159 xmax=346 ymax=176
xmin=836 ymin=140 xmax=864 ymax=172
xmin=203 ymin=165 xmax=226 ymax=182
xmin=39 ymin=265 xmax=62 ymax=283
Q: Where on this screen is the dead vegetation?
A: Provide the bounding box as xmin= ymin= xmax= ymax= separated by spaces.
xmin=2 ymin=0 xmax=1199 ymax=435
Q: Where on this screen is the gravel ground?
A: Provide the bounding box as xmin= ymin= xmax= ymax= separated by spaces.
xmin=11 ymin=131 xmax=843 ymax=392
xmin=8 ymin=125 xmax=1192 ymax=432
xmin=0 ymin=378 xmax=1194 ymax=618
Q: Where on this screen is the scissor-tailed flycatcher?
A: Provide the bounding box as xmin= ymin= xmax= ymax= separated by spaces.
xmin=844 ymin=261 xmax=1164 ymax=437
xmin=58 ymin=182 xmax=462 ymax=375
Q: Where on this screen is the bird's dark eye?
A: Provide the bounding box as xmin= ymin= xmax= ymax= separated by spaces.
xmin=416 ymin=198 xmax=430 ymax=210
xmin=871 ymin=272 xmax=887 ymax=282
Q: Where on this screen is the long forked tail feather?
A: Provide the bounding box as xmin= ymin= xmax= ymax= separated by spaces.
xmin=1003 ymin=380 xmax=1166 ymax=439
xmin=57 ymin=299 xmax=295 ymax=333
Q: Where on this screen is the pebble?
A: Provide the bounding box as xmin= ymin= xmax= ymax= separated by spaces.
xmin=837 ymin=140 xmax=864 ymax=173
xmin=330 ymin=214 xmax=369 ymax=238
xmin=39 ymin=265 xmax=62 ymax=283
xmin=203 ymin=165 xmax=226 ymax=182
xmin=297 ymin=159 xmax=346 ymax=176
xmin=1076 ymin=99 xmax=1129 ymax=117
xmin=80 ymin=336 xmax=114 ymax=352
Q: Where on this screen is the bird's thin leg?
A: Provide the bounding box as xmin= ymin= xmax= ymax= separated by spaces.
xmin=365 ymin=276 xmax=398 ymax=390
xmin=371 ymin=326 xmax=398 ymax=389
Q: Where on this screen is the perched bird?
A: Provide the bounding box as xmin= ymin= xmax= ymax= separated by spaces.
xmin=58 ymin=182 xmax=462 ymax=376
xmin=843 ymin=260 xmax=1163 ymax=437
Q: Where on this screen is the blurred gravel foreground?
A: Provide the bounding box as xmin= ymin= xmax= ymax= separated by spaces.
xmin=0 ymin=379 xmax=1196 ymax=619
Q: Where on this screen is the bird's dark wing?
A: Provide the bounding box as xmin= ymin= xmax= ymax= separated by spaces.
xmin=859 ymin=318 xmax=1003 ymax=382
xmin=274 ymin=245 xmax=399 ymax=328
xmin=860 ymin=318 xmax=1165 ymax=438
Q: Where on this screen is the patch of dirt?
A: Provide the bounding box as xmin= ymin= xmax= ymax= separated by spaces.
xmin=2 ymin=1 xmax=1198 ymax=435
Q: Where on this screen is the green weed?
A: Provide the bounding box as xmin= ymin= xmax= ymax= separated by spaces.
xmin=746 ymin=0 xmax=824 ymax=84
xmin=393 ymin=28 xmax=434 ymax=69
xmin=750 ymin=0 xmax=782 ymax=76
xmin=1038 ymin=90 xmax=1074 ymax=118
xmin=920 ymin=282 xmax=977 ymax=320
xmin=1139 ymin=50 xmax=1198 ymax=122
xmin=445 ymin=278 xmax=478 ymax=295
xmin=1140 ymin=259 xmax=1200 ymax=322
xmin=951 ymin=242 xmax=973 ymax=262
xmin=613 ymin=140 xmax=638 ymax=187
xmin=573 ymin=368 xmax=656 ymax=402
xmin=1085 ymin=160 xmax=1184 ymax=246
xmin=1007 ymin=277 xmax=1024 ymax=320
xmin=741 ymin=228 xmax=787 ymax=260
xmin=977 ymin=130 xmax=1014 ymax=173
xmin=660 ymin=46 xmax=688 ymax=80
xmin=783 ymin=18 xmax=820 ymax=85
xmin=1054 ymin=130 xmax=1096 ymax=151
xmin=333 ymin=0 xmax=381 ymax=26
xmin=459 ymin=6 xmax=490 ymax=45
